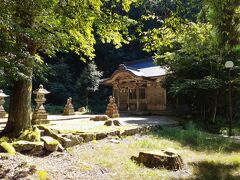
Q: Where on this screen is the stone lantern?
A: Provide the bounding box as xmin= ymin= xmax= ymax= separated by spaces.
xmin=32 ymin=84 xmax=50 ymax=124
xmin=105 ymin=96 xmax=120 ymax=118
xmin=0 ymin=89 xmax=8 ymax=118
xmin=63 ymin=97 xmax=75 ymax=115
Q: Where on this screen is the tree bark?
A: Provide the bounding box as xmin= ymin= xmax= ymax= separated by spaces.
xmin=211 ymin=90 xmax=219 ymax=123
xmin=1 ymin=78 xmax=33 ymax=137
xmin=86 ymin=91 xmax=89 ymax=110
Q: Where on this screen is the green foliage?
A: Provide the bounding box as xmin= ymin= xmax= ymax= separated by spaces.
xmin=141 ymin=0 xmax=240 ymax=124
xmin=43 ymin=58 xmax=75 ymax=105
xmin=45 ymin=104 xmax=64 ymax=115
xmin=0 ymin=0 xmax=139 ymax=84
xmin=204 ymin=0 xmax=240 ymax=48
xmin=77 ymin=61 xmax=103 ymax=93
xmin=76 ymin=61 xmax=103 ymax=107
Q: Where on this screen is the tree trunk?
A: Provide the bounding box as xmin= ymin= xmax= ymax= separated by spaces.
xmin=211 ymin=90 xmax=219 ymax=123
xmin=1 ymin=78 xmax=33 ymax=137
xmin=228 ymin=73 xmax=233 ymax=136
xmin=86 ymin=91 xmax=89 ymax=110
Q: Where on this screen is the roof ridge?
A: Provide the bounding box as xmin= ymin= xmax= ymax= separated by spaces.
xmin=125 ymin=66 xmax=140 ymax=71
xmin=123 ymin=57 xmax=153 ymax=65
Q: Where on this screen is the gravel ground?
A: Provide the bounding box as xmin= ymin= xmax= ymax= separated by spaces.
xmin=0 ymin=148 xmax=112 ymax=180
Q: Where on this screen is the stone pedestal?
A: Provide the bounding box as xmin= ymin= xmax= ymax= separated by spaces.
xmin=63 ymin=97 xmax=75 ymax=115
xmin=32 ymin=85 xmax=50 ymax=125
xmin=32 ymin=105 xmax=49 ymax=125
xmin=0 ymin=90 xmax=8 ymax=118
xmin=0 ymin=106 xmax=6 ymax=118
xmin=105 ymin=96 xmax=120 ymax=118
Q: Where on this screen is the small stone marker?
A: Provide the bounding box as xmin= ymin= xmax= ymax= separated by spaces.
xmin=32 ymin=85 xmax=50 ymax=125
xmin=77 ymin=106 xmax=86 ymax=112
xmin=90 ymin=115 xmax=109 ymax=121
xmin=105 ymin=96 xmax=120 ymax=118
xmin=0 ymin=89 xmax=8 ymax=118
xmin=131 ymin=149 xmax=183 ymax=170
xmin=63 ymin=97 xmax=75 ymax=115
xmin=104 ymin=119 xmax=121 ymax=126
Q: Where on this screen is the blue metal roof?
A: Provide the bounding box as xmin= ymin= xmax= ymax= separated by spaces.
xmin=125 ymin=58 xmax=156 ymax=69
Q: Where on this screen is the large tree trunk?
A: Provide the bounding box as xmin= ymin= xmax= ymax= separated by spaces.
xmin=1 ymin=78 xmax=33 ymax=137
xmin=0 ymin=1 xmax=36 ymax=137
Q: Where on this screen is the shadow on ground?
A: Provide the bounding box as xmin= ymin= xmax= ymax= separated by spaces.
xmin=121 ymin=115 xmax=179 ymax=126
xmin=153 ymin=127 xmax=240 ymax=152
xmin=189 ymin=161 xmax=240 ymax=180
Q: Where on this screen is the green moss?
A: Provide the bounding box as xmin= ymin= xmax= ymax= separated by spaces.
xmin=48 ymin=139 xmax=59 ymax=145
xmin=18 ymin=127 xmax=41 ymax=142
xmin=41 ymin=136 xmax=59 ymax=145
xmin=0 ymin=136 xmax=10 ymax=143
xmin=0 ymin=141 xmax=16 ymax=155
xmin=37 ymin=170 xmax=48 ymax=180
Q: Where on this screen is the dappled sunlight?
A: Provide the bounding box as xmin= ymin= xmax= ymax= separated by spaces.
xmin=153 ymin=128 xmax=240 ymax=152
xmin=191 ymin=161 xmax=240 ymax=180
xmin=119 ymin=115 xmax=178 ymax=126
xmin=69 ymin=133 xmax=240 ymax=179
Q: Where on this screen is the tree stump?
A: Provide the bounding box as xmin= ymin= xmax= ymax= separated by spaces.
xmin=131 ymin=149 xmax=183 ymax=170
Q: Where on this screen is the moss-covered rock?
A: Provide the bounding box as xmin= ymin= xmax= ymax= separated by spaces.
xmin=0 ymin=141 xmax=16 ymax=155
xmin=37 ymin=125 xmax=61 ymax=140
xmin=113 ymin=120 xmax=121 ymax=126
xmin=41 ymin=136 xmax=60 ymax=152
xmin=104 ymin=120 xmax=113 ymax=126
xmin=0 ymin=136 xmax=10 ymax=144
xmin=18 ymin=127 xmax=41 ymax=142
xmin=78 ymin=133 xmax=96 ymax=143
xmin=12 ymin=140 xmax=44 ymax=153
xmin=60 ymin=134 xmax=83 ymax=147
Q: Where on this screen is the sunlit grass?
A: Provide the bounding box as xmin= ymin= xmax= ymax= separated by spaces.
xmin=69 ymin=128 xmax=240 ymax=179
xmin=156 ymin=127 xmax=240 ymax=152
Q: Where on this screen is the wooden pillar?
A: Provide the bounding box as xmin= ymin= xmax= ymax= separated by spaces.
xmin=118 ymin=88 xmax=120 ymax=108
xmin=112 ymin=88 xmax=115 ymax=98
xmin=136 ymin=86 xmax=139 ymax=111
xmin=127 ymin=88 xmax=130 ymax=111
xmin=164 ymin=88 xmax=167 ymax=110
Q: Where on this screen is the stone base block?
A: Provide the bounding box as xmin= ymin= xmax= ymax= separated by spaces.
xmin=63 ymin=108 xmax=75 ymax=116
xmin=0 ymin=111 xmax=6 ymax=118
xmin=32 ymin=119 xmax=50 ymax=125
xmin=32 ymin=111 xmax=48 ymax=120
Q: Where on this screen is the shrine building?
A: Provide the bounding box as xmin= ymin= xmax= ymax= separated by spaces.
xmin=102 ymin=58 xmax=167 ymax=113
